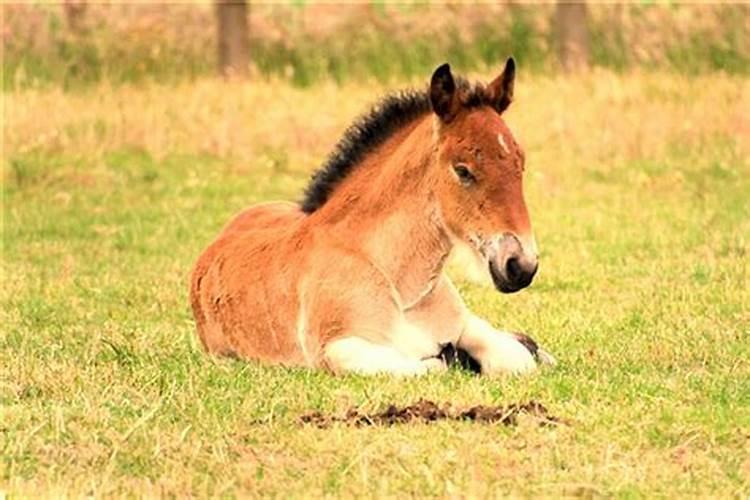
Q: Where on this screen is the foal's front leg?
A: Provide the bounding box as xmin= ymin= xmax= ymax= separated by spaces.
xmin=323 ymin=337 xmax=445 ymax=376
xmin=457 ymin=315 xmax=554 ymax=375
xmin=405 ymin=275 xmax=554 ymax=375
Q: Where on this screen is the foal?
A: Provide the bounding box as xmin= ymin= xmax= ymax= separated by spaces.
xmin=190 ymin=58 xmax=555 ymax=375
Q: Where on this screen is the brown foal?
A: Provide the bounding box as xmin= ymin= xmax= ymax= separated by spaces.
xmin=190 ymin=58 xmax=555 ymax=375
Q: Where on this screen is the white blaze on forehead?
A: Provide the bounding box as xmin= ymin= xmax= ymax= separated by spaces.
xmin=497 ymin=133 xmax=511 ymax=155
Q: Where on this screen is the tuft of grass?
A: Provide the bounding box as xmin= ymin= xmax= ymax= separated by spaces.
xmin=1 ymin=72 xmax=749 ymax=496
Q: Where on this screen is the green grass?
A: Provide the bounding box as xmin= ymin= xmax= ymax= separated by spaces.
xmin=2 ymin=76 xmax=749 ymax=496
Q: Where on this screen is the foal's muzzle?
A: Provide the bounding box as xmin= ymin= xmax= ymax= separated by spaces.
xmin=487 ymin=234 xmax=538 ymax=293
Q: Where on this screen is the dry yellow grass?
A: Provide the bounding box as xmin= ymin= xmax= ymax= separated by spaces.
xmin=6 ymin=71 xmax=748 ymax=168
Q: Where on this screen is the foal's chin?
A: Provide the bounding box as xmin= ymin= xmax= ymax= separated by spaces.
xmin=445 ymin=241 xmax=494 ymax=286
xmin=445 ymin=239 xmax=535 ymax=293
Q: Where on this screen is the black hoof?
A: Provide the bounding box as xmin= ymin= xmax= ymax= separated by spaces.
xmin=438 ymin=343 xmax=482 ymax=374
xmin=512 ymin=332 xmax=557 ymax=366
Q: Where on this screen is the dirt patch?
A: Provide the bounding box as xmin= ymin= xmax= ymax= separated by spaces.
xmin=300 ymin=399 xmax=565 ymax=428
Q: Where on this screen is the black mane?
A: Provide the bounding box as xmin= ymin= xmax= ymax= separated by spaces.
xmin=300 ymin=79 xmax=490 ymax=213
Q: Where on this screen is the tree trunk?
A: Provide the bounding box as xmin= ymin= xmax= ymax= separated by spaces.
xmin=556 ymin=2 xmax=590 ymax=72
xmin=63 ymin=0 xmax=87 ymax=33
xmin=216 ymin=0 xmax=250 ymax=79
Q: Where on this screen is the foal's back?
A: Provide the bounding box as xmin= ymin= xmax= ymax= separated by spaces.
xmin=190 ymin=202 xmax=306 ymax=362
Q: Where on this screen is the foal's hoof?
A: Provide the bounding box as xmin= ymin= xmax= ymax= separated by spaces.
xmin=512 ymin=332 xmax=557 ymax=367
xmin=439 ymin=344 xmax=482 ymax=374
xmin=536 ymin=348 xmax=557 ymax=366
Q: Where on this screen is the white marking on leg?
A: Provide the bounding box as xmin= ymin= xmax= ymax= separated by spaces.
xmin=324 ymin=337 xmax=441 ymax=376
xmin=388 ymin=319 xmax=444 ymax=361
xmin=459 ymin=315 xmax=536 ymax=374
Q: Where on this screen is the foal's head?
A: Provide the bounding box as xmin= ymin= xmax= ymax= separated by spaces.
xmin=429 ymin=58 xmax=537 ymax=293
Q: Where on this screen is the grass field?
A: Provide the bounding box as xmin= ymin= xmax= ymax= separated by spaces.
xmin=2 ymin=70 xmax=749 ymax=496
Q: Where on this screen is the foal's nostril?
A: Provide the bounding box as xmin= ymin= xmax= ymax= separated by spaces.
xmin=504 ymin=255 xmax=537 ymax=289
xmin=505 ymin=256 xmax=523 ymax=282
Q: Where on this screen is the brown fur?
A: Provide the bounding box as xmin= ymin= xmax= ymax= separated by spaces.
xmin=190 ymin=60 xmax=551 ymax=375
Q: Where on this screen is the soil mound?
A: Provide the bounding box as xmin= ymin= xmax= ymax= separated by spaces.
xmin=300 ymin=399 xmax=564 ymax=428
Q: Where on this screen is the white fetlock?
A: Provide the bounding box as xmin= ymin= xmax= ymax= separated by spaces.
xmin=481 ymin=333 xmax=538 ymax=375
xmin=325 ymin=336 xmax=440 ymax=376
xmin=460 ymin=316 xmax=538 ymax=375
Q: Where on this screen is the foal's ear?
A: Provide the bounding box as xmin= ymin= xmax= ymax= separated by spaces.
xmin=487 ymin=57 xmax=516 ymax=114
xmin=430 ymin=63 xmax=459 ymax=122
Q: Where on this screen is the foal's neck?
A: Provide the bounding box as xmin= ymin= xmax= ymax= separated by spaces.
xmin=312 ymin=115 xmax=453 ymax=307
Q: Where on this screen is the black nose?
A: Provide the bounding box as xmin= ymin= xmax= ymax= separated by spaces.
xmin=488 ymin=234 xmax=539 ymax=294
xmin=505 ymin=255 xmax=538 ymax=290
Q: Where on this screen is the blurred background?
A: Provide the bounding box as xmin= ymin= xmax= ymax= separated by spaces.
xmin=4 ymin=2 xmax=748 ymax=89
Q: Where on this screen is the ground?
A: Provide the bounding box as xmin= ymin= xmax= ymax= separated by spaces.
xmin=2 ymin=72 xmax=749 ymax=496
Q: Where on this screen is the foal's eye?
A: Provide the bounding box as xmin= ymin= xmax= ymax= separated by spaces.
xmin=453 ymin=164 xmax=476 ymax=184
